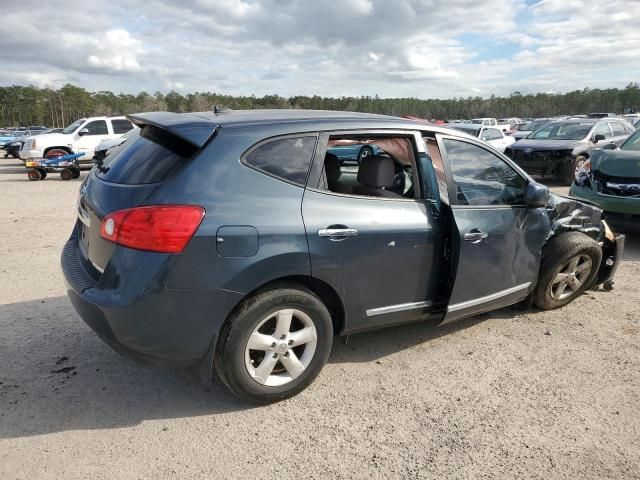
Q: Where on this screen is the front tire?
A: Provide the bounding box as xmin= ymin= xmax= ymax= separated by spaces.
xmin=27 ymin=169 xmax=42 ymax=181
xmin=215 ymin=285 xmax=333 ymax=404
xmin=533 ymin=232 xmax=602 ymax=310
xmin=44 ymin=148 xmax=70 ymax=159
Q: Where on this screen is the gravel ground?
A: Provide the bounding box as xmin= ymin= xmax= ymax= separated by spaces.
xmin=1 ymin=157 xmax=639 ymax=480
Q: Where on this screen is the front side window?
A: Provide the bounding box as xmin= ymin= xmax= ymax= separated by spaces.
xmin=608 ymin=121 xmax=626 ymax=136
xmin=592 ymin=122 xmax=612 ymax=139
xmin=244 ymin=136 xmax=317 ymax=186
xmin=83 ymin=120 xmax=108 ymax=135
xmin=443 ymin=138 xmax=527 ymax=206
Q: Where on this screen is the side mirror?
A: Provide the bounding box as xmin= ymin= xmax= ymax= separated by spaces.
xmin=78 ymin=128 xmax=89 ymax=136
xmin=524 ymin=182 xmax=549 ymax=208
xmin=602 ymin=142 xmax=617 ymax=150
xmin=592 ymin=133 xmax=606 ymax=143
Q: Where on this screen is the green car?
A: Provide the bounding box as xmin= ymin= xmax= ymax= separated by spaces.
xmin=570 ymin=128 xmax=640 ymax=217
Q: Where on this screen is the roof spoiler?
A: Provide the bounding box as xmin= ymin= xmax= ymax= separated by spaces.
xmin=127 ymin=112 xmax=219 ymax=148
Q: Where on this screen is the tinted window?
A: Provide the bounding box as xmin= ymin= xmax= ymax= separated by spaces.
xmin=95 ymin=126 xmax=196 ymax=185
xmin=112 ymin=119 xmax=134 ymax=134
xmin=444 ymin=139 xmax=527 ymax=206
xmin=245 ymin=136 xmax=316 ymax=186
xmin=84 ymin=120 xmax=108 ymax=135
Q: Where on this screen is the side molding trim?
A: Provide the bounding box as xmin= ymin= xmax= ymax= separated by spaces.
xmin=447 ymin=282 xmax=531 ymax=313
xmin=366 ymin=300 xmax=432 ymax=317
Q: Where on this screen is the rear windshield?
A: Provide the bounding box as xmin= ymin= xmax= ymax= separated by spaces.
xmin=95 ymin=125 xmax=197 ymax=184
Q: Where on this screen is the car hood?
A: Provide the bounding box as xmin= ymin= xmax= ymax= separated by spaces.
xmin=27 ymin=132 xmax=73 ymax=144
xmin=511 ymin=138 xmax=584 ymax=151
xmin=590 ymin=149 xmax=640 ymax=178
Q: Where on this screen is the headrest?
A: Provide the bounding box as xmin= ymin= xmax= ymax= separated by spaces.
xmin=357 ymin=155 xmax=395 ymax=188
xmin=324 ymin=153 xmax=341 ymax=181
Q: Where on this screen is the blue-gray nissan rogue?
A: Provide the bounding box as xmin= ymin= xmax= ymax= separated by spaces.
xmin=62 ymin=109 xmax=624 ymax=403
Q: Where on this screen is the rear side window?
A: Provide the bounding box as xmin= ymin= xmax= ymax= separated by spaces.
xmin=112 ymin=119 xmax=134 ymax=134
xmin=95 ymin=126 xmax=197 ymax=185
xmin=244 ymin=136 xmax=317 ymax=186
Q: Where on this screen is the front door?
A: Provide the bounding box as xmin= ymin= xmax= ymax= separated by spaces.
xmin=75 ymin=119 xmax=111 ymax=161
xmin=436 ymin=135 xmax=550 ymax=322
xmin=302 ymin=131 xmax=442 ymax=334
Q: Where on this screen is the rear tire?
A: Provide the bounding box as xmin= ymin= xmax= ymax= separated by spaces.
xmin=60 ymin=169 xmax=73 ymax=180
xmin=357 ymin=146 xmax=374 ymax=164
xmin=71 ymin=169 xmax=80 ymax=179
xmin=533 ymin=232 xmax=602 ymax=310
xmin=215 ymin=284 xmax=333 ymax=404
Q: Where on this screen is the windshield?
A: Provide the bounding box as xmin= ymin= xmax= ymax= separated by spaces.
xmin=62 ymin=119 xmax=86 ymax=135
xmin=528 ymin=122 xmax=593 ymax=140
xmin=522 ymin=120 xmax=548 ymax=132
xmin=621 ymin=129 xmax=640 ymax=151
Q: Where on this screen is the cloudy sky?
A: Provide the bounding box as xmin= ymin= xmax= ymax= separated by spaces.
xmin=2 ymin=0 xmax=639 ymax=98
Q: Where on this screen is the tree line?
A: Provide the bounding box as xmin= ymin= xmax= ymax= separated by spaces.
xmin=2 ymin=83 xmax=640 ymax=128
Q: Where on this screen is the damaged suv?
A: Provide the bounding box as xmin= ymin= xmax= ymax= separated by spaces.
xmin=571 ymin=126 xmax=640 ymax=217
xmin=62 ymin=110 xmax=624 ymax=403
xmin=505 ymin=117 xmax=634 ymax=185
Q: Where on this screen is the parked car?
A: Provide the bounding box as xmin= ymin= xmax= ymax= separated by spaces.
xmin=19 ymin=116 xmax=134 ymax=166
xmin=470 ymin=118 xmax=511 ymax=132
xmin=0 ymin=130 xmax=19 ymax=149
xmin=447 ymin=123 xmax=516 ymax=152
xmin=504 ymin=117 xmax=635 ymax=185
xmin=510 ymin=118 xmax=551 ymax=140
xmin=588 ymin=113 xmax=619 ymax=119
xmin=4 ymin=129 xmax=59 ymax=158
xmin=498 ymin=118 xmax=525 ymax=131
xmin=62 ymin=110 xmax=624 ymax=404
xmin=570 ymin=127 xmax=640 ymax=217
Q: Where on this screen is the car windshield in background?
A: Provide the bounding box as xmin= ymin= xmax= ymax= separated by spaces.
xmin=528 ymin=122 xmax=592 ymax=140
xmin=450 ymin=125 xmax=480 ymax=136
xmin=522 ymin=120 xmax=547 ymax=131
xmin=621 ymin=129 xmax=640 ymax=151
xmin=62 ymin=119 xmax=85 ymax=135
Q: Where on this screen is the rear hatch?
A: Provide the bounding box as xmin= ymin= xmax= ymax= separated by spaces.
xmin=76 ymin=112 xmax=218 ymax=274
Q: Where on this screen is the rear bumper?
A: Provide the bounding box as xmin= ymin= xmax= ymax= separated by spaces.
xmin=570 ymin=184 xmax=640 ymax=215
xmin=19 ymin=148 xmax=41 ymax=160
xmin=61 ymin=233 xmax=243 ymax=367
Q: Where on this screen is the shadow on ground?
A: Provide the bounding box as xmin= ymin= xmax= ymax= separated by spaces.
xmin=0 ymin=292 xmax=507 ymax=439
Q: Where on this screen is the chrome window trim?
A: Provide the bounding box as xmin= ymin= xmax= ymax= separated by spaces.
xmin=447 ymin=282 xmax=531 ymax=313
xmin=366 ymin=300 xmax=432 ymax=317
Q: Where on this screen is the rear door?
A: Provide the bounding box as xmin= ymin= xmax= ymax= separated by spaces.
xmin=302 ymin=130 xmax=443 ymax=333
xmin=436 ymin=135 xmax=549 ymax=323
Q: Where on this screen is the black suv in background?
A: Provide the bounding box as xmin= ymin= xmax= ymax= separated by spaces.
xmin=505 ymin=117 xmax=634 ymax=184
xmin=62 ymin=110 xmax=623 ymax=403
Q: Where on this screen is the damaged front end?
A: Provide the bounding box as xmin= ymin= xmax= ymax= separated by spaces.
xmin=546 ymin=194 xmax=625 ymax=289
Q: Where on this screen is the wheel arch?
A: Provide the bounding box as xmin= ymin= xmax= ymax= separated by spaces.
xmin=226 ymin=275 xmax=346 ymax=336
xmin=43 ymin=146 xmax=71 ymax=157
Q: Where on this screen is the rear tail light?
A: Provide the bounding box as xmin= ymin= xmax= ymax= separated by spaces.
xmin=100 ymin=205 xmax=205 ymax=253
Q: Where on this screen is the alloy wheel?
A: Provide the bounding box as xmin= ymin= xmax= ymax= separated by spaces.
xmin=550 ymin=254 xmax=593 ymax=300
xmin=244 ymin=308 xmax=317 ymax=387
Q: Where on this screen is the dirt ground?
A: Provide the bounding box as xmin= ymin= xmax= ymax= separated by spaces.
xmin=1 ymin=157 xmax=639 ymax=480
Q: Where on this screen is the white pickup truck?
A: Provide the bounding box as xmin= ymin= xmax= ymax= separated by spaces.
xmin=470 ymin=117 xmax=511 ymax=132
xmin=19 ymin=116 xmax=134 ymax=166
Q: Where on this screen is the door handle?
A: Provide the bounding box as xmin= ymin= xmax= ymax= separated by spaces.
xmin=463 ymin=229 xmax=488 ymax=244
xmin=318 ymin=227 xmax=358 ymax=240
